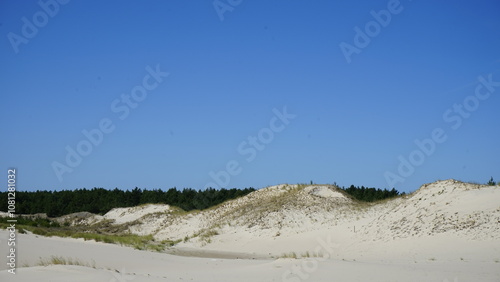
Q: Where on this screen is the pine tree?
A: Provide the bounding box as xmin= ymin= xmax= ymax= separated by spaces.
xmin=487 ymin=177 xmax=496 ymax=186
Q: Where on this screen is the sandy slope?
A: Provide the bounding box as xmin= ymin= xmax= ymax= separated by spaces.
xmin=1 ymin=180 xmax=499 ymax=281
xmin=93 ymin=181 xmax=498 ymax=259
xmin=0 ymin=230 xmax=498 ymax=281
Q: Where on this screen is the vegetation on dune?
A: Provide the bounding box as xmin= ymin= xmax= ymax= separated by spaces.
xmin=36 ymin=256 xmax=96 ymax=268
xmin=339 ymin=185 xmax=402 ymax=202
xmin=0 ymin=217 xmax=165 ymax=251
xmin=0 ymin=216 xmax=61 ymax=228
xmin=487 ymin=177 xmax=497 ymax=186
xmin=0 ymin=187 xmax=256 ymax=217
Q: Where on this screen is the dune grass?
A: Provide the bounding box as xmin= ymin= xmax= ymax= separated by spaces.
xmin=281 ymin=252 xmax=298 ymax=259
xmin=36 ymin=255 xmax=96 ymax=268
xmin=34 ymin=229 xmax=165 ymax=251
xmin=280 ymin=251 xmax=326 ymax=259
xmin=0 ymin=218 xmax=168 ymax=252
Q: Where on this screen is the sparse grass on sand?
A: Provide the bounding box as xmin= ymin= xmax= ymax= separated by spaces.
xmin=281 ymin=252 xmax=298 ymax=259
xmin=35 ymin=256 xmax=96 ymax=268
xmin=46 ymin=230 xmax=166 ymax=252
xmin=0 ymin=220 xmax=168 ymax=252
xmin=280 ymin=251 xmax=326 ymax=259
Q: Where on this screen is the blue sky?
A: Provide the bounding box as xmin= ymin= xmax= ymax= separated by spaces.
xmin=1 ymin=0 xmax=499 ymax=193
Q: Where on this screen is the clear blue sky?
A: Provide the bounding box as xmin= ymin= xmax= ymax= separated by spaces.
xmin=1 ymin=0 xmax=499 ymax=193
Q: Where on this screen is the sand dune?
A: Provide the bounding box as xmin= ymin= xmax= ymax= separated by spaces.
xmin=1 ymin=180 xmax=499 ymax=281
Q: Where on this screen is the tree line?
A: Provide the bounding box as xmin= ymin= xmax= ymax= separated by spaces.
xmin=0 ymin=187 xmax=255 ymax=217
xmin=11 ymin=179 xmax=498 ymax=217
xmin=339 ymin=185 xmax=402 ymax=202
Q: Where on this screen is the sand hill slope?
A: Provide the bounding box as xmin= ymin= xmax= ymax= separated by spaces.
xmin=362 ymin=179 xmax=500 ymax=241
xmin=61 ymin=180 xmax=500 ymax=260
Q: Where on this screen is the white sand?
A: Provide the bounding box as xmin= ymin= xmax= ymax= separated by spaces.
xmin=1 ymin=180 xmax=499 ymax=281
xmin=0 ymin=231 xmax=498 ymax=281
xmin=103 ymin=204 xmax=172 ymax=225
xmin=304 ymin=185 xmax=345 ymax=198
